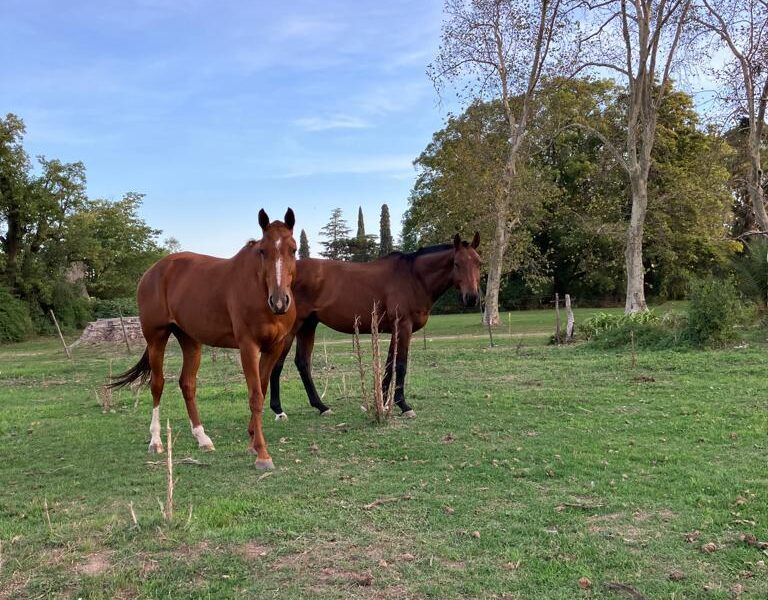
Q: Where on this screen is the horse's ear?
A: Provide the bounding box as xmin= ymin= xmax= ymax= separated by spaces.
xmin=453 ymin=233 xmax=461 ymax=249
xmin=284 ymin=207 xmax=295 ymax=231
xmin=471 ymin=231 xmax=480 ymax=249
xmin=258 ymin=209 xmax=270 ymax=231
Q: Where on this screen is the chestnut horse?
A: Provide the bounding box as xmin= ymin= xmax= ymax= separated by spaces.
xmin=111 ymin=208 xmax=297 ymax=470
xmin=268 ymin=232 xmax=481 ymax=419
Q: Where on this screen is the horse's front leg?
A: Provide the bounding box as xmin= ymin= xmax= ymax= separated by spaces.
xmin=239 ymin=343 xmax=273 ymax=470
xmin=383 ymin=321 xmax=415 ymax=417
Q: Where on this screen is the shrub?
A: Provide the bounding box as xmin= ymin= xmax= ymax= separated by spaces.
xmin=92 ymin=297 xmax=139 ymax=319
xmin=0 ymin=287 xmax=34 ymax=343
xmin=684 ymin=277 xmax=746 ymax=347
xmin=50 ymin=281 xmax=93 ymax=331
xmin=588 ymin=321 xmax=679 ymax=350
xmin=732 ymin=237 xmax=768 ymax=306
xmin=580 ymin=310 xmax=661 ymax=340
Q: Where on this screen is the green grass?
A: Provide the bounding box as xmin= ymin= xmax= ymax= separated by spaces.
xmin=1 ymin=311 xmax=766 ymax=599
xmin=316 ymin=301 xmax=686 ymax=340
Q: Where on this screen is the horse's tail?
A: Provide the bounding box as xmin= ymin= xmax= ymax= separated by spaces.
xmin=109 ymin=348 xmax=151 ymax=389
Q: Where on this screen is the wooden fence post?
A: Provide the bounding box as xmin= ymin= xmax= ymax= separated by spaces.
xmin=565 ymin=294 xmax=575 ymax=343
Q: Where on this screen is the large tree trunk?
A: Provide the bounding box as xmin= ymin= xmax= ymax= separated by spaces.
xmin=625 ymin=172 xmax=649 ymax=313
xmin=483 ymin=206 xmax=508 ymax=325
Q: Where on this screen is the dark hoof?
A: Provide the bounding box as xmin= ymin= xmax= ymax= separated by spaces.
xmin=254 ymin=458 xmax=274 ymax=470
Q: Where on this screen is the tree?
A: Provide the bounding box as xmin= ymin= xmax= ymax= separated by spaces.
xmin=379 ymin=204 xmax=394 ymax=255
xmin=319 ymin=208 xmax=352 ymax=260
xmin=404 ymin=98 xmax=554 ymax=298
xmin=65 ymin=193 xmax=166 ymax=298
xmin=580 ymin=0 xmax=694 ymax=312
xmin=693 ymin=0 xmax=768 ymax=233
xmin=299 ymin=229 xmax=310 ymax=259
xmin=406 ymin=78 xmax=735 ymax=305
xmin=0 ymin=114 xmax=87 ymax=301
xmin=164 ymin=237 xmax=182 ymax=254
xmin=350 ymin=206 xmax=378 ymax=262
xmin=430 ymin=0 xmax=575 ymax=324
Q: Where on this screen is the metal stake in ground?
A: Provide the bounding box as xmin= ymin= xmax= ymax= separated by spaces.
xmin=50 ymin=309 xmax=72 ymax=359
xmin=118 ymin=309 xmax=132 ymax=354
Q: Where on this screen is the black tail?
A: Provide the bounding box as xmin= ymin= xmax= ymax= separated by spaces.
xmin=109 ymin=348 xmax=151 ymax=389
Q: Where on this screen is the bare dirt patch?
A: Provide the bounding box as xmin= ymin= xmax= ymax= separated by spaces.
xmin=0 ymin=572 xmax=30 ymax=600
xmin=76 ymin=550 xmax=113 ymax=576
xmin=240 ymin=540 xmax=271 ymax=560
xmin=175 ymin=540 xmax=211 ymax=560
xmin=272 ymin=533 xmax=422 ymax=597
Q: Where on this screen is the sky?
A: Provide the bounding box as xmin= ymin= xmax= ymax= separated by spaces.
xmin=1 ymin=0 xmax=454 ymax=257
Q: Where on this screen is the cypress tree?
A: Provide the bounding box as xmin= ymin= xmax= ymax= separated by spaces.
xmin=379 ymin=204 xmax=393 ymax=256
xmin=299 ymin=229 xmax=310 ymax=259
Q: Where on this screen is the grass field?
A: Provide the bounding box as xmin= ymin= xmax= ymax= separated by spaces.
xmin=1 ymin=311 xmax=766 ymax=599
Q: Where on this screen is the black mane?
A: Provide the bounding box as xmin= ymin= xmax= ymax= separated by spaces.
xmin=385 ymin=243 xmax=457 ymax=262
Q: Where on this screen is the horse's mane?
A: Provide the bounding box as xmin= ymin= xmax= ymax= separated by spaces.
xmin=384 ymin=243 xmax=456 ymax=263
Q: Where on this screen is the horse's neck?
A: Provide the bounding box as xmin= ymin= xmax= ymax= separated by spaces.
xmin=412 ymin=250 xmax=454 ymax=303
xmin=232 ymin=245 xmax=265 ymax=285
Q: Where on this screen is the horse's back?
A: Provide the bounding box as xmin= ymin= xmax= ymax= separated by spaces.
xmin=138 ymin=252 xmax=235 ymax=344
xmin=295 ymin=257 xmax=416 ymax=333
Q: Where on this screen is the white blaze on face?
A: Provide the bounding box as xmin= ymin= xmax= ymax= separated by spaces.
xmin=275 ymin=239 xmax=283 ymax=288
xmin=150 ymin=406 xmax=161 ymax=447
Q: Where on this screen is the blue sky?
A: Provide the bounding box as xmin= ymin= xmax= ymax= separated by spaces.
xmin=2 ymin=0 xmax=454 ymax=257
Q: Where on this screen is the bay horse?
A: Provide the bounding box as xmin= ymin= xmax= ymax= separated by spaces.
xmin=268 ymin=232 xmax=481 ymax=419
xmin=111 ymin=208 xmax=297 ymax=470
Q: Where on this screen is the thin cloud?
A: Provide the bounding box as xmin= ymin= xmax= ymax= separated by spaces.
xmin=294 ymin=114 xmax=371 ymax=131
xmin=276 ymin=154 xmax=415 ymax=178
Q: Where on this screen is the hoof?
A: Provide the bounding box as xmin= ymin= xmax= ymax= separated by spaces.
xmin=402 ymin=410 xmax=417 ymax=419
xmin=275 ymin=412 xmax=288 ymax=421
xmin=148 ymin=442 xmax=164 ymax=454
xmin=199 ymin=443 xmax=216 ymax=452
xmin=320 ymin=409 xmax=333 ymax=417
xmin=254 ymin=458 xmax=274 ymax=470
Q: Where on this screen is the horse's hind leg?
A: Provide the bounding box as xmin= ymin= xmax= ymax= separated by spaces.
xmin=294 ymin=319 xmax=332 ymax=416
xmin=146 ymin=329 xmax=171 ymax=453
xmin=175 ymin=330 xmax=214 ymax=451
xmin=269 ymin=333 xmax=294 ymax=420
xmin=383 ymin=322 xmax=415 ymax=418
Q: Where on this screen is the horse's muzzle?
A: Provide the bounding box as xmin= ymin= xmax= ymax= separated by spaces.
xmin=268 ymin=293 xmax=291 ymax=315
xmin=461 ymin=292 xmax=479 ymax=307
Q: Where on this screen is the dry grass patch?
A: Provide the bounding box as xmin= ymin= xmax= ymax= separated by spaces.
xmin=587 ymin=509 xmax=676 ymax=546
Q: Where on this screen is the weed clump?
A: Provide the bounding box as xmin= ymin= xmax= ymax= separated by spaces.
xmin=684 ymin=277 xmax=748 ymax=347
